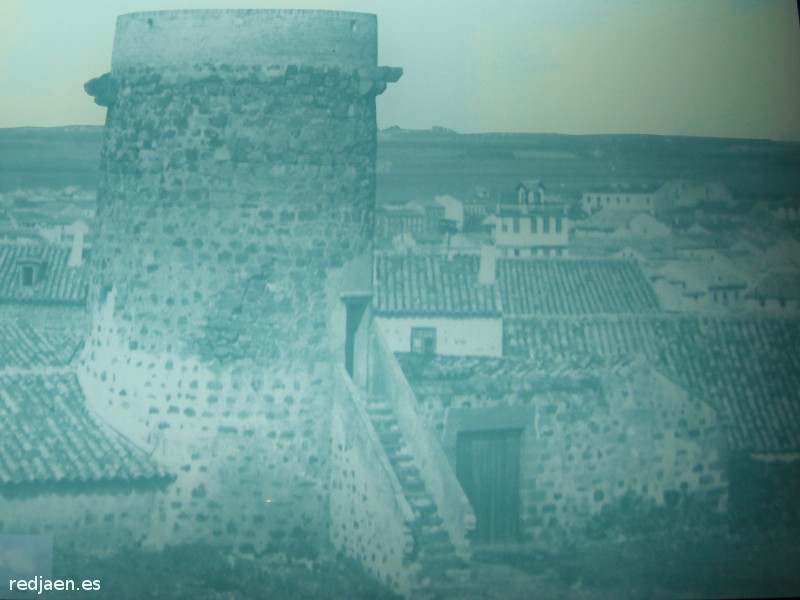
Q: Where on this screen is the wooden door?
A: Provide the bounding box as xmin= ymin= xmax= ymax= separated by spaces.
xmin=456 ymin=428 xmax=522 ymax=544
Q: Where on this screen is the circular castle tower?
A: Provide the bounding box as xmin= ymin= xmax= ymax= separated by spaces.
xmin=81 ymin=10 xmax=400 ymax=553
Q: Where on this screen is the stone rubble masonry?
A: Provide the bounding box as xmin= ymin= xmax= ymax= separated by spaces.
xmin=410 ymin=361 xmax=727 ymax=543
xmin=80 ymin=9 xmax=400 ymax=556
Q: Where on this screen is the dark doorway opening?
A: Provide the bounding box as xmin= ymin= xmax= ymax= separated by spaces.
xmin=344 ymin=297 xmax=369 ymax=380
xmin=456 ymin=428 xmax=522 ymax=544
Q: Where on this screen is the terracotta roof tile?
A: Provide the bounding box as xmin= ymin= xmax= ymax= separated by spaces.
xmin=374 ymin=254 xmax=500 ymax=316
xmin=0 ymin=244 xmax=87 ymax=304
xmin=504 ymin=315 xmax=800 ymax=454
xmin=0 ymin=323 xmax=83 ymax=368
xmin=498 ymin=258 xmax=660 ymax=316
xmin=0 ymin=373 xmax=169 ymax=486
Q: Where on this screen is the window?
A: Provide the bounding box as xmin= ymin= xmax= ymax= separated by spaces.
xmin=20 ymin=265 xmax=35 ymax=286
xmin=542 ymin=217 xmax=550 ymax=233
xmin=513 ymin=217 xmax=520 ymax=234
xmin=410 ymin=327 xmax=436 ymax=355
xmin=555 ymin=217 xmax=562 ymax=233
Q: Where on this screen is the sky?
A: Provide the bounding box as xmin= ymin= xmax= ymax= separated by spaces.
xmin=1 ymin=0 xmax=799 ymax=139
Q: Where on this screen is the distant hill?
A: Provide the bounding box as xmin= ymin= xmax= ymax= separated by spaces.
xmin=0 ymin=126 xmax=103 ymax=192
xmin=2 ymin=126 xmax=798 ymax=205
xmin=376 ymin=127 xmax=800 ymax=205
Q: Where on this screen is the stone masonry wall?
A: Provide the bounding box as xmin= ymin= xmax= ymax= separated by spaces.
xmin=91 ymin=61 xmax=378 ymax=362
xmin=80 ymin=294 xmax=330 ymax=557
xmin=81 ymin=10 xmax=400 ymax=557
xmin=329 ymin=369 xmax=416 ymax=596
xmin=409 ymin=365 xmax=727 ymax=544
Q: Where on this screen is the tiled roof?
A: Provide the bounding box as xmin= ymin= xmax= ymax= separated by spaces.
xmin=0 ymin=244 xmax=87 ymax=304
xmin=374 ymin=254 xmax=501 ymax=317
xmin=574 ymin=210 xmax=644 ymax=232
xmin=498 ymin=258 xmax=660 ymax=316
xmin=747 ymin=271 xmax=800 ymax=300
xmin=0 ymin=373 xmax=169 ymax=486
xmin=0 ymin=323 xmax=83 ymax=369
xmin=504 ymin=315 xmax=800 ymax=454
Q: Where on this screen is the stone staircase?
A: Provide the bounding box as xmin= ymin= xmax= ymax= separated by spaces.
xmin=365 ymin=396 xmax=480 ymax=599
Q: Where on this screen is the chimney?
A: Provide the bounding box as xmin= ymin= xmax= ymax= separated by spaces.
xmin=66 ymin=220 xmax=88 ymax=267
xmin=479 ymin=243 xmax=500 ymax=285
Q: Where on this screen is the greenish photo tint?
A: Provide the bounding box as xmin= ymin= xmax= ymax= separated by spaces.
xmin=1 ymin=3 xmax=799 ymax=599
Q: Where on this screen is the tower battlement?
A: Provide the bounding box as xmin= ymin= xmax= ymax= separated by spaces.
xmin=111 ymin=10 xmax=378 ymax=73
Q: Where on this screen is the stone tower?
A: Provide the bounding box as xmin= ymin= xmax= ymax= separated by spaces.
xmin=81 ymin=10 xmax=400 ymax=554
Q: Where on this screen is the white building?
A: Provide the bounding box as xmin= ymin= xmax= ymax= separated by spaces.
xmin=581 ymin=184 xmax=662 ymax=215
xmin=573 ymin=210 xmax=671 ymax=239
xmin=373 ymin=252 xmax=503 ymax=357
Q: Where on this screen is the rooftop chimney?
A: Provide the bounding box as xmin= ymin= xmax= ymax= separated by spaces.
xmin=479 ymin=243 xmax=500 ymax=285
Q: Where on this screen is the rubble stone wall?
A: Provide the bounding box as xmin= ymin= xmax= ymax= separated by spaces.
xmin=80 ymin=9 xmax=397 ymax=555
xmin=411 ymin=366 xmax=727 ymax=543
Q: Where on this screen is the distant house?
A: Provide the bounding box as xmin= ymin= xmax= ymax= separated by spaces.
xmin=397 ymin=352 xmax=725 ymax=543
xmin=659 ymin=180 xmax=733 ymax=213
xmin=515 ymin=179 xmax=546 ymax=205
xmin=376 ymin=205 xmax=426 ymax=242
xmin=434 ymin=195 xmax=465 ymax=231
xmin=746 ymin=271 xmax=800 ymax=314
xmin=373 ymin=253 xmax=503 ymax=357
xmin=648 ymin=260 xmax=748 ymax=312
xmin=483 ymin=180 xmax=569 ymax=258
xmin=484 ymin=206 xmax=568 ymax=258
xmin=580 ymin=184 xmax=662 ymax=216
xmin=573 ymin=210 xmax=671 ymax=239
xmin=760 ymin=239 xmax=800 ymax=271
xmin=769 ymin=199 xmax=800 ymax=222
xmin=613 ymin=247 xmax=649 ymax=262
xmin=462 ymin=187 xmax=493 ymax=229
xmin=376 ymin=199 xmax=451 ymax=246
xmin=0 ymin=243 xmax=88 ymax=329
xmin=503 ymin=314 xmax=800 ymax=530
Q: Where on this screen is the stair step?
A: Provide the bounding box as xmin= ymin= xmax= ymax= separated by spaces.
xmin=371 ymin=418 xmax=399 ymax=431
xmin=389 ymin=453 xmax=414 ymax=465
xmin=382 ymin=441 xmax=403 ymax=454
xmin=396 ymin=464 xmax=421 ymax=479
xmin=420 ymin=541 xmax=457 ymax=557
xmin=400 ymin=474 xmax=426 ymax=491
xmin=379 ymin=429 xmax=403 ymax=444
xmin=415 ymin=512 xmax=444 ymax=527
xmin=416 ymin=527 xmax=450 ymax=545
xmin=406 ymin=489 xmax=434 ymax=503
